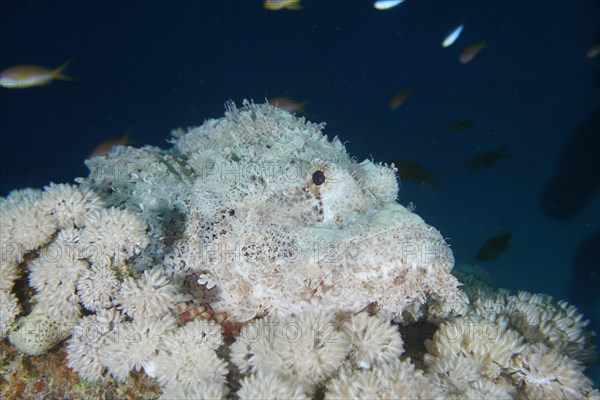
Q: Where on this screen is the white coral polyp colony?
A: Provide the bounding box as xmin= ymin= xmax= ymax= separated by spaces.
xmin=0 ymin=101 xmax=598 ymax=398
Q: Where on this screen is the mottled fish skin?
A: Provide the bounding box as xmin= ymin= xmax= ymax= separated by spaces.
xmin=80 ymin=101 xmax=462 ymax=322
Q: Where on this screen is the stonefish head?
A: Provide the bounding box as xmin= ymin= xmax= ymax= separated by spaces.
xmin=83 ymin=101 xmax=462 ymax=322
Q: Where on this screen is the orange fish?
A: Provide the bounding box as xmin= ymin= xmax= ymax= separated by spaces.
xmin=269 ymin=97 xmax=310 ymax=114
xmin=389 ymin=88 xmax=412 ymax=110
xmin=459 ymin=41 xmax=488 ymax=64
xmin=263 ymin=0 xmax=302 ymax=11
xmin=0 ymin=59 xmax=75 ymax=89
xmin=89 ymin=128 xmax=135 ymax=158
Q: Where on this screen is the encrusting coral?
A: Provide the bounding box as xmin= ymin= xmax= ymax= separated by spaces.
xmin=230 ymin=312 xmax=351 ymax=394
xmin=236 ymin=371 xmax=308 ymax=400
xmin=1 ymin=101 xmax=598 ymax=398
xmin=325 ymin=358 xmax=444 ymax=399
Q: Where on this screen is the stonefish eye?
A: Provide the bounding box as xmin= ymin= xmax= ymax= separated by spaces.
xmin=312 ymin=170 xmax=326 ymax=186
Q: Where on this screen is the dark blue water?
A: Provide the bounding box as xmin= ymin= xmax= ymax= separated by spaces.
xmin=1 ymin=0 xmax=599 ymax=382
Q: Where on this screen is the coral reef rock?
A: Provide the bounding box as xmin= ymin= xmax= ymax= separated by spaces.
xmin=1 ymin=101 xmax=598 ymax=399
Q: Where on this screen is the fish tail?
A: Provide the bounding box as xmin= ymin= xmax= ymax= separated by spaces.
xmin=297 ymin=99 xmax=311 ymax=111
xmin=122 ymin=125 xmax=138 ymax=145
xmin=123 ymin=127 xmax=132 ymax=141
xmin=298 ymin=100 xmax=314 ymax=118
xmin=52 ymin=58 xmax=78 ymax=81
xmin=288 ymin=2 xmax=303 ymax=10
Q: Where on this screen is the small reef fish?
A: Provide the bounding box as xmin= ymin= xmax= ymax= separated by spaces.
xmin=448 ymin=119 xmax=476 ymax=132
xmin=89 ymin=128 xmax=135 ymax=158
xmin=586 ymin=43 xmax=600 ymax=59
xmin=373 ymin=0 xmax=405 ymax=10
xmin=390 ymin=159 xmax=442 ymax=189
xmin=476 ymin=231 xmax=512 ymax=262
xmin=442 ymin=24 xmax=464 ymax=48
xmin=0 ymin=59 xmax=75 ymax=89
xmin=464 ymin=145 xmax=510 ymax=169
xmin=263 ymin=0 xmax=302 ymax=11
xmin=460 ymin=41 xmax=488 ymax=64
xmin=389 ymin=88 xmax=412 ymax=110
xmin=269 ymin=97 xmax=310 ymax=115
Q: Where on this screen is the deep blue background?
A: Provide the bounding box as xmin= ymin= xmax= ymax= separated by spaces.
xmin=1 ymin=0 xmax=599 ymax=379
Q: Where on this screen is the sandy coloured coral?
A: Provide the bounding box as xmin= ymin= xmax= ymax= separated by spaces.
xmin=79 ymin=207 xmax=149 ymax=267
xmin=152 ymin=320 xmax=227 ymax=387
xmin=39 ymin=182 xmax=104 ymax=229
xmin=1 ymin=192 xmax=57 ymax=263
xmin=461 ymin=277 xmax=598 ymax=364
xmin=102 ymin=315 xmax=178 ymax=381
xmin=28 ymin=230 xmax=89 ymax=320
xmin=77 ymin=264 xmax=120 ymax=311
xmin=0 ymin=102 xmax=597 ymax=398
xmin=66 ymin=309 xmax=125 ymax=380
xmin=0 ymin=289 xmax=20 ymax=339
xmin=231 ymin=311 xmax=350 ymax=394
xmin=237 ymin=372 xmax=308 ymax=400
xmin=116 ymin=269 xmax=178 ymax=320
xmin=0 ymin=260 xmax=19 ymax=292
xmin=341 ymin=311 xmax=405 ymax=369
xmin=325 ymin=359 xmax=444 ymax=399
xmin=159 ymin=381 xmax=227 ymax=400
xmin=509 ymin=343 xmax=598 ymax=399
